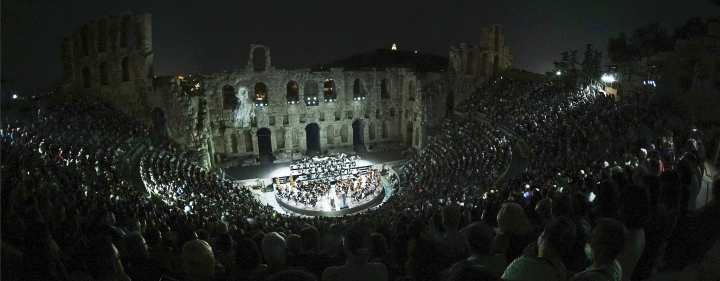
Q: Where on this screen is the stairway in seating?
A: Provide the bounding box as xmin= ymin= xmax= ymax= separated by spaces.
xmin=259 ymin=154 xmax=274 ymax=165
xmin=354 ymin=144 xmax=367 ymax=152
xmin=306 ymin=150 xmax=322 ymax=158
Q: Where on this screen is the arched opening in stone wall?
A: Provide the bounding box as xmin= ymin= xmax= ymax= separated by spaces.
xmin=99 ymin=62 xmax=110 ymax=85
xmin=305 ymin=123 xmax=321 ymax=153
xmin=82 ymin=67 xmax=92 ymax=88
xmin=121 ymin=57 xmax=130 ymax=81
xmin=81 ymin=24 xmax=90 ymax=56
xmin=494 ymin=26 xmax=500 ymax=52
xmin=353 ymin=79 xmax=365 ymax=100
xmin=406 ymin=121 xmax=413 ymax=147
xmin=231 ymin=134 xmax=239 ymax=153
xmin=223 ymin=85 xmax=238 ymax=109
xmin=304 ymin=80 xmax=318 ymax=106
xmin=97 ymin=19 xmax=107 ymax=53
xmin=326 ymin=124 xmax=334 ymax=145
xmin=292 ymin=128 xmax=300 ymax=147
xmin=245 ymin=131 xmax=254 ymax=152
xmin=121 ymin=14 xmax=133 ymax=48
xmin=369 ymin=122 xmax=376 ymax=140
xmin=286 ymin=81 xmax=299 ymax=104
xmin=276 ymin=127 xmax=285 ymax=149
xmin=340 ymin=124 xmax=349 ymax=143
xmin=493 ymin=55 xmax=500 ymax=76
xmin=253 ymin=48 xmax=266 ymax=71
xmin=408 ymin=80 xmax=415 ymax=101
xmin=446 ymin=91 xmax=455 ymax=117
xmin=324 ymin=79 xmax=336 ymax=101
xmin=257 ymin=128 xmax=272 ymax=156
xmin=254 ymin=82 xmax=268 ymax=105
xmin=382 ymin=121 xmax=389 ymax=138
xmin=352 ymin=119 xmax=364 ymax=147
xmin=466 ymin=52 xmax=475 ymax=75
xmin=381 ymin=79 xmax=390 ymax=99
xmin=481 ymin=53 xmax=488 ymax=76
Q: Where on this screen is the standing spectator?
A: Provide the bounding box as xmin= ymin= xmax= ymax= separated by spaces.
xmin=571 ymin=218 xmax=628 ymax=281
xmin=448 ymin=222 xmax=507 ymax=278
xmin=491 ymin=202 xmax=535 ymax=263
xmin=182 ymin=239 xmax=217 ymax=281
xmin=322 ymin=224 xmax=387 ymax=281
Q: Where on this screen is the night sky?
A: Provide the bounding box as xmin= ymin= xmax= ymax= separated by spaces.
xmin=2 ymin=0 xmax=718 ymax=94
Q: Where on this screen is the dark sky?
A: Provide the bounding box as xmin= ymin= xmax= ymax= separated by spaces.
xmin=2 ymin=0 xmax=718 ymax=94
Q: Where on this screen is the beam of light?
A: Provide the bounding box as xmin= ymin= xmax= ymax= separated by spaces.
xmin=601 ymin=74 xmax=616 ymax=83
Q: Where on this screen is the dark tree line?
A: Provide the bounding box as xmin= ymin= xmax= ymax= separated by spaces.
xmin=553 ymin=45 xmax=602 ymax=79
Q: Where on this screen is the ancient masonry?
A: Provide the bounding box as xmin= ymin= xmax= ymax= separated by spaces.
xmin=61 ymin=11 xmax=513 ymax=168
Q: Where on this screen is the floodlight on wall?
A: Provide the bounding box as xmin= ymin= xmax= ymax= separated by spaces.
xmin=601 ymin=74 xmax=616 ymax=83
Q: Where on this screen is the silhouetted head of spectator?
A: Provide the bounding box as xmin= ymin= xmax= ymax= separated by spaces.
xmin=405 ymin=236 xmax=445 ymax=281
xmin=343 ymin=224 xmax=373 ymax=260
xmin=535 ymin=197 xmax=553 ymax=222
xmin=448 ymin=266 xmax=499 ymax=281
xmin=262 ymin=232 xmax=287 ymax=265
xmin=408 ymin=219 xmax=424 ymax=238
xmin=286 ymin=234 xmax=301 ymax=255
xmin=145 ymin=227 xmax=162 ymax=246
xmin=330 ymin=223 xmax=341 ymax=237
xmin=370 ymin=233 xmax=389 ymax=259
xmin=590 ymin=218 xmax=628 ymax=265
xmin=235 ymin=237 xmax=262 ymax=271
xmin=442 ymin=205 xmax=462 ymax=232
xmin=182 ymin=239 xmax=216 ymax=280
xmin=88 ymin=235 xmax=130 ymax=281
xmin=465 ymin=222 xmax=495 ymax=256
xmin=124 ymin=233 xmax=149 ymax=260
xmin=619 ymin=185 xmax=651 ymax=230
xmin=197 ymin=229 xmax=210 ymax=241
xmin=538 ymin=216 xmax=577 ymax=259
xmin=267 ymin=268 xmax=318 ymax=281
xmin=497 ymin=202 xmax=528 ymax=235
xmin=298 ymin=226 xmax=319 ymax=253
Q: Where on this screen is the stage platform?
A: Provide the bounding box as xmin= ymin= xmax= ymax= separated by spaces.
xmin=275 ymin=187 xmax=385 ymax=216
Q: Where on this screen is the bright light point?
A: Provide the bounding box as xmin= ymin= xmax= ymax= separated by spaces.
xmin=601 ymin=74 xmax=616 ymax=83
xmin=556 ymin=71 xmax=561 ymax=76
xmin=184 ymin=206 xmax=190 ymax=212
xmin=12 ymin=94 xmax=17 ymax=99
xmin=314 ymin=97 xmax=317 ymax=100
xmin=391 ymin=43 xmax=397 ymax=50
xmin=414 ymin=51 xmax=417 ymax=53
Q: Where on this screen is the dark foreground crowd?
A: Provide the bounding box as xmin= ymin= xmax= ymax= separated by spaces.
xmin=2 ymin=73 xmax=719 ymax=281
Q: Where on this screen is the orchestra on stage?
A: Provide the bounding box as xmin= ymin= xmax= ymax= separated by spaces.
xmin=274 ymin=154 xmax=383 ymax=211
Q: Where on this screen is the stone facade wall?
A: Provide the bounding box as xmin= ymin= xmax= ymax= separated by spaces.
xmin=62 ymin=13 xmax=513 ymax=168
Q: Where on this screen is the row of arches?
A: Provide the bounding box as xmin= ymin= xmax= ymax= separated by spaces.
xmin=223 ymin=121 xmax=407 ymax=156
xmin=221 ymin=78 xmax=396 ymax=108
xmin=466 ymin=52 xmax=500 ymax=76
xmin=82 ymin=57 xmax=131 ymax=88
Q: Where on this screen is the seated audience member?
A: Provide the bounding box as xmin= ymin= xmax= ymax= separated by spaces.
xmin=182 ymin=239 xmax=217 ymax=281
xmin=252 ymin=232 xmax=303 ymax=280
xmin=323 ymin=224 xmax=343 ymax=255
xmin=286 ymin=234 xmax=302 ymax=256
xmin=448 ymin=222 xmax=507 ymax=278
xmin=448 ymin=266 xmax=500 ymax=281
xmin=123 ymin=233 xmax=166 ymax=281
xmin=88 ymin=236 xmax=132 ymax=281
xmin=146 ymin=227 xmax=175 ymax=272
xmin=502 ymin=216 xmax=577 ymax=281
xmin=571 ymin=218 xmax=628 ymax=281
xmin=491 ymin=202 xmax=535 ymax=263
xmin=23 ymin=221 xmax=69 ymax=281
xmin=436 ymin=205 xmax=467 ymax=267
xmin=232 ymin=238 xmax=267 ymax=281
xmin=397 ymin=236 xmax=446 ymax=281
xmin=214 ymin=233 xmax=235 ymax=276
xmin=287 ymin=226 xmax=331 ymax=279
xmin=322 ymin=224 xmax=388 ymax=281
xmin=267 ymin=268 xmax=318 ymax=281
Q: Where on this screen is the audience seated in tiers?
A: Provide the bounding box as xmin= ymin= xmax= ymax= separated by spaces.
xmin=3 ymin=71 xmax=720 ymax=281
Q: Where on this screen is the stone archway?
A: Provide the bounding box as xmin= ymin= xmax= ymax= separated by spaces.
xmin=257 ymin=128 xmax=272 ymax=156
xmin=352 ymin=119 xmax=364 ymax=148
xmin=305 ymin=123 xmax=321 ymax=153
xmin=406 ymin=121 xmax=413 ymax=147
xmin=248 ymin=44 xmax=271 ymax=72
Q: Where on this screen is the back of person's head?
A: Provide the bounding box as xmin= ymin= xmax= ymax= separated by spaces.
xmin=262 ymin=232 xmax=287 ymax=263
xmin=405 ymin=236 xmax=445 ymax=281
xmin=266 ymin=268 xmax=318 ymax=281
xmin=87 ymin=235 xmax=125 ymax=280
xmin=408 ymin=219 xmax=424 ymax=238
xmin=235 ymin=237 xmax=262 ymax=271
xmin=442 ymin=205 xmax=462 ymax=231
xmin=145 ymin=227 xmax=162 ymax=246
xmin=217 ymin=233 xmax=234 ymax=253
xmin=540 ymin=216 xmax=577 ymax=258
xmin=496 ymin=202 xmax=528 ymax=235
xmin=124 ymin=233 xmax=149 ymax=260
xmin=552 ymin=194 xmax=573 ymax=217
xmin=196 ymin=229 xmax=210 ymax=241
xmin=448 ymin=266 xmax=499 ymax=281
xmin=286 ymin=234 xmax=301 ymax=254
xmin=465 ymin=222 xmax=495 ymax=255
xmin=619 ymin=185 xmax=651 ymax=230
xmin=344 ymin=224 xmax=373 ymax=257
xmin=590 ymin=218 xmax=628 ymax=265
xmin=535 ymin=197 xmax=553 ymax=221
xmin=330 ymin=223 xmax=341 ymax=236
xmin=370 ymin=233 xmax=388 ymax=257
xmin=182 ymin=239 xmax=216 ymax=279
xmin=299 ymin=226 xmax=320 ymax=252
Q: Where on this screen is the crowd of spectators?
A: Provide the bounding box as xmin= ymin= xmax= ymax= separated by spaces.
xmin=2 ymin=71 xmax=719 ymax=281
